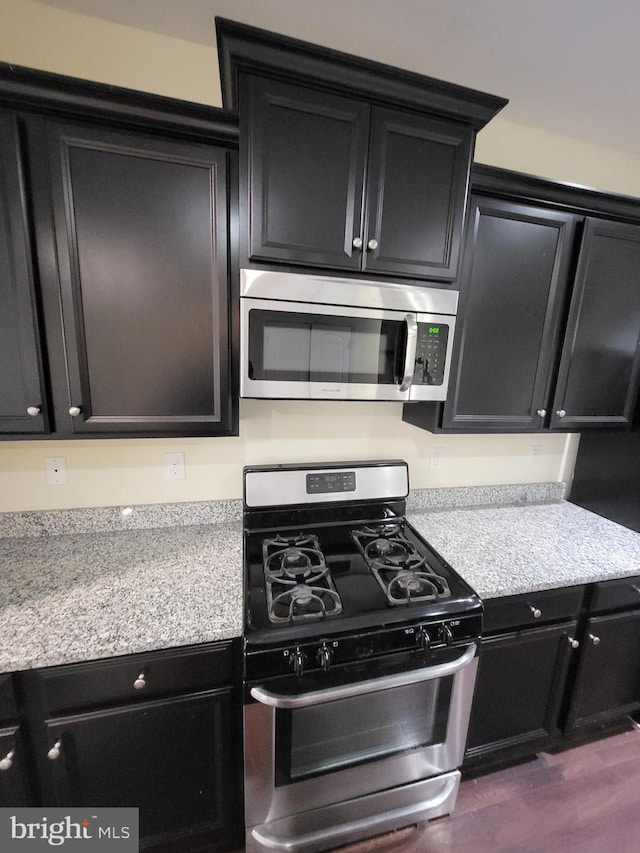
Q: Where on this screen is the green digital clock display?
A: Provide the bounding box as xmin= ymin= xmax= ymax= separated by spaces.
xmin=428 ymin=327 xmax=440 ymax=335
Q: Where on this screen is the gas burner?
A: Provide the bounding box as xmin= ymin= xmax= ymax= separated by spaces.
xmin=262 ymin=532 xmax=342 ymax=623
xmin=364 ymin=537 xmax=411 ymax=564
xmin=270 ymin=584 xmax=342 ymax=623
xmin=357 ymin=522 xmax=404 ymax=538
xmin=384 ymin=569 xmax=451 ymax=606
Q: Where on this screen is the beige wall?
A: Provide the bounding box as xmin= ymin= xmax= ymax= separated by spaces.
xmin=0 ymin=0 xmax=630 ymax=510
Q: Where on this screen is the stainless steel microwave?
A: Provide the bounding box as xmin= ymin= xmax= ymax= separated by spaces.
xmin=240 ymin=269 xmax=458 ymax=401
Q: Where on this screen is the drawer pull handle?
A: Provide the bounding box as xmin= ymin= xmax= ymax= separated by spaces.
xmin=631 ymin=585 xmax=640 ymax=595
xmin=48 ymin=741 xmax=62 ymax=760
xmin=133 ymin=673 xmax=146 ymax=690
xmin=589 ymin=633 xmax=601 ymax=646
xmin=568 ymin=637 xmax=580 ymax=649
xmin=0 ymin=749 xmax=14 ymax=771
xmin=529 ymin=606 xmax=542 ymax=618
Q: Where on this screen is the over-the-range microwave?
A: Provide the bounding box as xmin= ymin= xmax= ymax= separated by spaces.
xmin=240 ymin=269 xmax=458 ymax=401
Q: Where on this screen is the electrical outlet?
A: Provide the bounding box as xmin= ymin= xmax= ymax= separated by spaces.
xmin=46 ymin=457 xmax=68 ymax=485
xmin=164 ymin=452 xmax=186 ymax=480
xmin=429 ymin=447 xmax=444 ymax=471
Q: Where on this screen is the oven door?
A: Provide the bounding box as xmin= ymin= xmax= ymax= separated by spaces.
xmin=244 ymin=643 xmax=478 ymax=843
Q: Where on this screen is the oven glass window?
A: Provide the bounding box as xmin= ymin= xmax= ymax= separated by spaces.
xmin=248 ymin=309 xmax=405 ymax=384
xmin=275 ymin=676 xmax=452 ymax=785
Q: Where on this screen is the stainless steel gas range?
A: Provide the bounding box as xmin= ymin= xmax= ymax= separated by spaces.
xmin=242 ymin=460 xmax=482 ymax=853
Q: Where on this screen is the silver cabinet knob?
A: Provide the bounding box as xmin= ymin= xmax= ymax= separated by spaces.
xmin=367 ymin=238 xmax=379 ymax=251
xmin=536 ymin=409 xmax=547 ymax=417
xmin=352 ymin=237 xmax=363 ymax=249
xmin=556 ymin=409 xmax=566 ymax=418
xmin=529 ymin=606 xmax=542 ymax=619
xmin=568 ymin=637 xmax=580 ymax=649
xmin=0 ymin=749 xmax=14 ymax=771
xmin=68 ymin=406 xmax=82 ymax=417
xmin=26 ymin=406 xmax=41 ymax=417
xmin=133 ymin=673 xmax=146 ymax=690
xmin=47 ymin=740 xmax=62 ymax=760
xmin=589 ymin=633 xmax=601 ymax=645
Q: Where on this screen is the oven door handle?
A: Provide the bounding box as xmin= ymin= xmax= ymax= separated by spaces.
xmin=398 ymin=313 xmax=418 ymax=392
xmin=250 ymin=642 xmax=477 ymax=710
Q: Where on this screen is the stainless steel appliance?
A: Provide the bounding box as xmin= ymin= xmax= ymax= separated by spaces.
xmin=240 ymin=270 xmax=458 ymax=401
xmin=242 ymin=460 xmax=481 ymax=852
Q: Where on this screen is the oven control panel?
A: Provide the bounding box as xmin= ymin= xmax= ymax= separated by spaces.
xmin=245 ymin=613 xmax=481 ymax=680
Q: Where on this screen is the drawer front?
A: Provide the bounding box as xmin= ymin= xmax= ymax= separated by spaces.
xmin=0 ymin=675 xmax=17 ymax=724
xmin=483 ymin=586 xmax=585 ymax=634
xmin=38 ymin=642 xmax=234 ymax=715
xmin=589 ymin=575 xmax=640 ymax=614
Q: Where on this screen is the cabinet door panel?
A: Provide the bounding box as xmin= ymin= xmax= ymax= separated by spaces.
xmin=364 ymin=108 xmax=472 ymax=281
xmin=567 ymin=611 xmax=640 ymax=726
xmin=44 ymin=689 xmax=239 ymax=850
xmin=0 ymin=725 xmax=32 ymax=806
xmin=0 ymin=110 xmax=48 ymax=434
xmin=552 ymin=218 xmax=640 ymax=428
xmin=43 ymin=121 xmax=233 ymax=435
xmin=466 ymin=622 xmax=576 ymax=756
xmin=443 ymin=197 xmax=576 ymax=430
xmin=243 ymin=76 xmax=368 ymax=269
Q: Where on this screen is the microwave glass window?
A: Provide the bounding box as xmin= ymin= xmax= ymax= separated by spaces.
xmin=249 ymin=310 xmax=404 ymax=383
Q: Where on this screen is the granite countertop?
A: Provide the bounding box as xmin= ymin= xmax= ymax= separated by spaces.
xmin=408 ymin=500 xmax=640 ymax=599
xmin=2 ymin=484 xmax=640 ymax=675
xmin=0 ymin=501 xmax=244 ymax=674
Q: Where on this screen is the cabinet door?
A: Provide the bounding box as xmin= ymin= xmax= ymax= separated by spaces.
xmin=442 ymin=197 xmax=576 ymax=430
xmin=551 ymin=218 xmax=640 ymax=429
xmin=39 ymin=120 xmax=235 ymax=436
xmin=566 ymin=610 xmax=640 ymax=727
xmin=364 ymin=108 xmax=472 ymax=281
xmin=0 ymin=110 xmax=49 ymax=434
xmin=0 ymin=725 xmax=32 ymax=806
xmin=465 ymin=621 xmax=577 ymax=759
xmin=42 ymin=689 xmax=241 ymax=852
xmin=242 ymin=76 xmax=368 ymax=270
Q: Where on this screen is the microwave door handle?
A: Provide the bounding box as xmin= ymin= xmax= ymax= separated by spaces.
xmin=398 ymin=314 xmax=418 ymax=392
xmin=250 ymin=642 xmax=477 ymax=709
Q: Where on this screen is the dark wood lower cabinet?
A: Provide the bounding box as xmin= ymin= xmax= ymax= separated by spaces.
xmin=566 ymin=610 xmax=640 ymax=727
xmin=466 ymin=622 xmax=577 ymax=759
xmin=6 ymin=643 xmax=243 ymax=853
xmin=0 ymin=725 xmax=32 ymax=806
xmin=44 ymin=689 xmax=237 ymax=852
xmin=466 ymin=580 xmax=640 ymax=773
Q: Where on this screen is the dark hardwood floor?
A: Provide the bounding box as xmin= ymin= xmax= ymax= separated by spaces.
xmin=336 ymin=725 xmax=640 ymax=853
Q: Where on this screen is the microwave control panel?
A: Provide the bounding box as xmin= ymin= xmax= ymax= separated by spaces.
xmin=413 ymin=324 xmax=449 ymax=386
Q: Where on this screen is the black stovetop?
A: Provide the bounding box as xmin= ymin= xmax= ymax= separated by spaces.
xmin=243 ymin=512 xmax=482 ymax=648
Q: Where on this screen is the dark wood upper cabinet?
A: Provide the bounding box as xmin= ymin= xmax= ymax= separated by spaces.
xmin=403 ymin=166 xmax=640 ymax=433
xmin=0 ymin=63 xmax=239 ymax=439
xmin=242 ymin=76 xmax=368 ymax=271
xmin=34 ymin=120 xmax=234 ymax=436
xmin=218 ymin=18 xmax=507 ymax=285
xmin=0 ymin=109 xmax=49 ymax=434
xmin=550 ymin=218 xmax=640 ymax=429
xmin=363 ymin=108 xmax=472 ymax=279
xmin=242 ymin=77 xmax=473 ymax=281
xmin=440 ymin=196 xmax=576 ymax=430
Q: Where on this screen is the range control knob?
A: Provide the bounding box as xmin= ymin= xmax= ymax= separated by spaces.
xmin=316 ymin=644 xmax=333 ymax=672
xmin=415 ymin=627 xmax=431 ymax=651
xmin=440 ymin=625 xmax=454 ymax=646
xmin=290 ymin=647 xmax=306 ymax=677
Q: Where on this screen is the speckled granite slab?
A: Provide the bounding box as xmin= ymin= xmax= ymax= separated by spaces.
xmin=407 ymin=482 xmax=566 ymax=511
xmin=408 ymin=502 xmax=640 ymax=600
xmin=0 ymin=521 xmax=243 ymax=673
xmin=0 ymin=499 xmax=242 ymax=539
